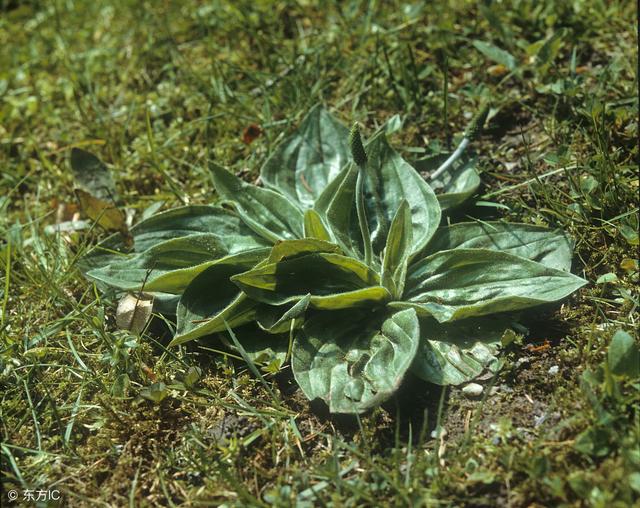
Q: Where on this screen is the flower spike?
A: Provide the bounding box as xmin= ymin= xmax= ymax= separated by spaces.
xmin=349 ymin=122 xmax=368 ymax=167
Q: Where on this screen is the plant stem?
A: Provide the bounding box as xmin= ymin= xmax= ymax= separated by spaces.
xmin=431 ymin=102 xmax=490 ymax=181
xmin=430 ymin=136 xmax=469 ymax=181
xmin=356 ymin=168 xmax=373 ymax=266
xmin=350 ymin=122 xmax=374 ymax=266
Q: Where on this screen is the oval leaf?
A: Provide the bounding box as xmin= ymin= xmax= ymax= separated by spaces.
xmin=608 ymin=330 xmax=640 ymax=377
xmin=359 ymin=133 xmax=441 ymax=257
xmin=260 ymin=104 xmax=350 ymax=208
xmin=424 ymin=221 xmax=574 ymax=271
xmin=292 ymin=308 xmax=419 ymax=414
xmin=86 ymin=233 xmax=269 ymax=292
xmin=130 ymin=205 xmax=267 ymax=252
xmin=397 ymin=248 xmax=587 ymax=322
xmin=411 ymin=316 xmax=508 ymax=385
xmin=381 ymin=200 xmax=412 ymax=298
xmin=80 ymin=205 xmax=268 ymax=274
xmin=472 ymin=40 xmax=517 ymax=71
xmin=210 ymin=162 xmax=304 ymax=242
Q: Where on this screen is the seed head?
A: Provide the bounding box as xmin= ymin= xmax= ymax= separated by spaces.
xmin=349 ymin=123 xmax=367 ymax=166
xmin=464 ymin=103 xmax=491 ymax=140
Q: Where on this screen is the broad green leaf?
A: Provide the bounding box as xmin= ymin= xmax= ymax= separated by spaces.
xmin=381 ymin=200 xmax=412 ymax=298
xmin=86 ymin=234 xmax=269 ymax=292
xmin=314 ymin=164 xmax=363 ymax=258
xmin=130 ymin=205 xmax=267 ymax=252
xmin=608 ymin=330 xmax=640 ymax=377
xmin=395 ymin=249 xmax=587 ymax=322
xmin=80 ymin=205 xmax=267 ymax=273
xmin=292 ymin=308 xmax=419 ymax=414
xmin=472 ymin=40 xmax=517 ymax=71
xmin=255 ymin=294 xmax=311 ymax=334
xmin=171 ymin=262 xmax=260 ymax=346
xmin=361 ymin=133 xmax=441 ymax=257
xmin=231 ymin=252 xmax=390 ymax=309
xmin=424 ymin=221 xmax=574 ymax=271
xmin=210 ymin=162 xmax=304 ymax=242
xmin=411 ymin=316 xmax=508 ymax=385
xmin=303 ymin=209 xmax=332 ymax=242
xmin=142 ymin=249 xmax=268 ymax=293
xmin=412 ymin=154 xmax=480 ymax=211
xmin=260 ymin=104 xmax=350 ymax=208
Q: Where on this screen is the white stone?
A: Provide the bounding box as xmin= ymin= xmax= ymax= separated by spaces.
xmin=462 ymin=383 xmax=484 ymax=398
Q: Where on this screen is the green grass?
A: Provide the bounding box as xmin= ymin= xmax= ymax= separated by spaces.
xmin=1 ymin=1 xmax=638 ymax=506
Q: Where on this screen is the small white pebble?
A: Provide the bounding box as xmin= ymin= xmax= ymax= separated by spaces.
xmin=548 ymin=365 xmax=559 ymax=375
xmin=462 ymin=383 xmax=484 ymax=398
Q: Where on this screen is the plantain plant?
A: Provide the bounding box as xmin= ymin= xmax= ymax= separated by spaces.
xmin=80 ymin=105 xmax=586 ymax=414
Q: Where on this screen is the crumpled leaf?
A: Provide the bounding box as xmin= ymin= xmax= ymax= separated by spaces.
xmin=75 ymin=189 xmax=127 ymax=233
xmin=261 ymin=104 xmax=350 ymax=208
xmin=292 ymin=308 xmax=419 ymax=414
xmin=70 ymin=148 xmax=118 ymax=201
xmin=70 ymin=148 xmax=127 ymax=233
xmin=396 ymin=248 xmax=587 ymax=322
xmin=116 ymin=292 xmax=154 ymax=334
